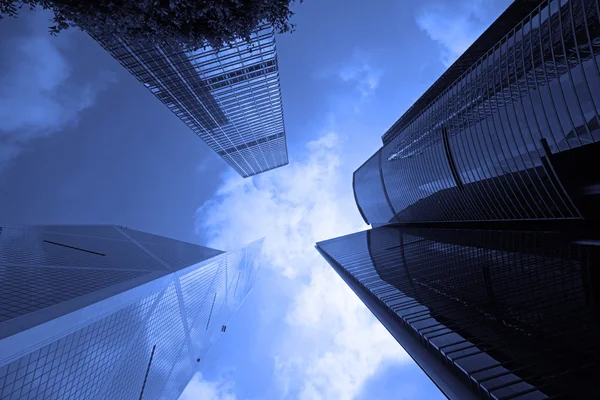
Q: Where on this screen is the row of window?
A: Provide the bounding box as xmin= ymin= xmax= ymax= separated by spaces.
xmin=355 ymin=0 xmax=600 ymax=224
xmin=317 ymin=225 xmax=600 ymax=398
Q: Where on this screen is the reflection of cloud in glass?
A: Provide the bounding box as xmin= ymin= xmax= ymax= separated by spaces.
xmin=0 ymin=225 xmax=262 ymax=399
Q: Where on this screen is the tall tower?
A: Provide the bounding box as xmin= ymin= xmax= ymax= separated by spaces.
xmin=317 ymin=225 xmax=600 ymax=399
xmin=353 ymin=0 xmax=600 ymax=225
xmin=0 ymin=225 xmax=262 ymax=399
xmin=95 ymin=24 xmax=288 ymax=178
xmin=318 ymin=0 xmax=600 ymax=398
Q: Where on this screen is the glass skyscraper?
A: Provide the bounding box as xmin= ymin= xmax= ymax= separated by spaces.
xmin=95 ymin=24 xmax=288 ymax=178
xmin=317 ymin=225 xmax=600 ymax=399
xmin=0 ymin=225 xmax=262 ymax=399
xmin=319 ymin=0 xmax=600 ymax=398
xmin=354 ymin=0 xmax=600 ymax=225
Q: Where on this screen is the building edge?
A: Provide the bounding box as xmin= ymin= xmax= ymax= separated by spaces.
xmin=315 ymin=243 xmax=478 ymax=400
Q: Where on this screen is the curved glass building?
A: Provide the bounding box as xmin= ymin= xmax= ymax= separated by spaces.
xmin=354 ymin=0 xmax=600 ymax=225
xmin=317 ymin=225 xmax=600 ymax=399
xmin=321 ymin=0 xmax=600 ymax=398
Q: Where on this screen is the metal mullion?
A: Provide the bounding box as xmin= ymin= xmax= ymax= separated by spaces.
xmin=436 ymin=87 xmax=466 ymax=221
xmin=218 ymin=89 xmax=278 ymax=106
xmin=449 ymin=67 xmax=486 ymax=220
xmin=245 ymin=30 xmax=280 ymax=169
xmin=434 ymin=91 xmax=462 ymax=222
xmin=120 ymin=42 xmax=250 ymax=176
xmin=409 ymin=113 xmax=442 ymax=221
xmin=513 ymin=21 xmax=563 ymax=218
xmin=393 ymin=120 xmax=420 ymax=219
xmin=368 ymin=264 xmax=402 ymax=279
xmin=472 ymin=60 xmax=517 ymax=220
xmin=524 ymin=11 xmax=577 ymax=216
xmin=429 ymin=91 xmax=453 ymax=220
xmin=494 ymin=260 xmax=577 ymax=304
xmin=189 ymin=41 xmax=274 ymax=69
xmin=383 ymin=136 xmax=408 ymax=218
xmin=143 ymin=46 xmax=274 ymax=84
xmin=487 ymin=43 xmax=531 ymax=218
xmin=200 ymin=51 xmax=275 ymax=76
xmin=154 ymin=48 xmax=252 ymax=173
xmin=546 ymin=2 xmax=580 ymax=147
xmin=499 ymin=33 xmax=542 ymax=219
xmin=557 ymin=0 xmax=593 ymax=143
xmin=399 ymin=121 xmax=425 ymax=219
xmin=570 ymin=0 xmax=600 ymax=139
xmin=460 ymin=61 xmax=502 ymax=220
xmin=212 ymin=83 xmax=274 ymax=100
xmin=478 ymin=54 xmax=520 ymax=220
xmin=211 ymin=51 xmax=270 ymax=173
xmin=531 ymin=9 xmax=565 ymax=152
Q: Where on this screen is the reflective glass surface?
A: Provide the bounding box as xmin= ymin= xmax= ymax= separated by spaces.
xmin=0 ymin=226 xmax=263 ymax=400
xmin=317 ymin=225 xmax=600 ymax=399
xmin=355 ymin=0 xmax=600 ymax=224
xmin=95 ymin=25 xmax=288 ymax=178
xmin=352 ymin=150 xmax=395 ymax=224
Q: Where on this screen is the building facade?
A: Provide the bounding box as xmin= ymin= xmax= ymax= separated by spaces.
xmin=320 ymin=0 xmax=600 ymax=398
xmin=316 ymin=225 xmax=600 ymax=399
xmin=354 ymin=0 xmax=600 ymax=225
xmin=0 ymin=225 xmax=262 ymax=399
xmin=96 ymin=24 xmax=288 ymax=178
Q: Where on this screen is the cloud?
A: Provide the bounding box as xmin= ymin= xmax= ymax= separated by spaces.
xmin=197 ymin=132 xmax=358 ymax=278
xmin=314 ymin=51 xmax=382 ymax=100
xmin=0 ymin=9 xmax=115 ymax=170
xmin=338 ymin=55 xmax=382 ymax=99
xmin=179 ymin=374 xmax=237 ymax=400
xmin=416 ymin=0 xmax=512 ymax=66
xmin=193 ymin=132 xmax=412 ymax=399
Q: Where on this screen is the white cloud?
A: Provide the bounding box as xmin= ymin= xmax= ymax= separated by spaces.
xmin=318 ymin=51 xmax=383 ymax=99
xmin=279 ymin=265 xmax=410 ymax=400
xmin=192 ymin=132 xmax=413 ymax=399
xmin=416 ymin=0 xmax=512 ymax=66
xmin=179 ymin=374 xmax=237 ymax=400
xmin=197 ymin=132 xmax=358 ymax=279
xmin=338 ymin=58 xmax=382 ymax=99
xmin=0 ymin=9 xmax=115 ymax=170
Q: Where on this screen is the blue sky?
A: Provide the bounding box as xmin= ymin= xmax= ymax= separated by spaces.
xmin=0 ymin=0 xmax=511 ymax=398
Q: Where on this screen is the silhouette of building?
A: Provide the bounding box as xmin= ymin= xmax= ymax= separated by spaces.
xmin=0 ymin=225 xmax=262 ymax=399
xmin=320 ymin=0 xmax=600 ymax=398
xmin=95 ymin=24 xmax=288 ymax=177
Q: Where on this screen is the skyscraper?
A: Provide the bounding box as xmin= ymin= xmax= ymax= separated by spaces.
xmin=318 ymin=0 xmax=600 ymax=398
xmin=0 ymin=225 xmax=262 ymax=399
xmin=353 ymin=0 xmax=600 ymax=225
xmin=317 ymin=225 xmax=600 ymax=399
xmin=95 ymin=24 xmax=288 ymax=178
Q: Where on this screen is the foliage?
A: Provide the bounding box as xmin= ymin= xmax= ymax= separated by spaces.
xmin=0 ymin=0 xmax=300 ymax=50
